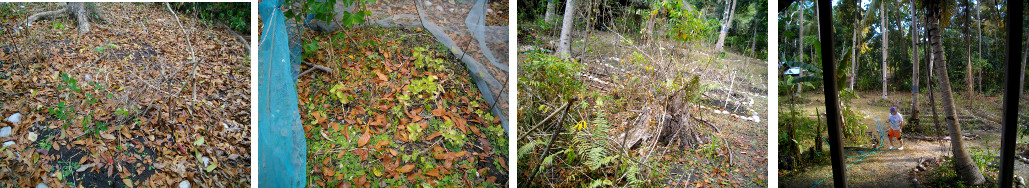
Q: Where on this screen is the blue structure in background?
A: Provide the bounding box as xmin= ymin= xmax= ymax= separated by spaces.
xmin=258 ymin=0 xmax=306 ymax=187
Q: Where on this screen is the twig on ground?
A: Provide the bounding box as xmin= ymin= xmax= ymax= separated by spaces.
xmin=529 ymin=98 xmax=575 ymax=183
xmin=519 ymin=100 xmax=572 ymax=142
xmin=296 ymin=61 xmax=334 ymax=78
xmin=165 ymin=2 xmax=198 ymax=100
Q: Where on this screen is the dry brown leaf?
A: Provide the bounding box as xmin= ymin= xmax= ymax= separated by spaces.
xmin=375 ymin=70 xmax=388 ymax=81
xmin=431 ymin=107 xmax=445 ymax=117
xmin=398 ymin=164 xmax=415 ymax=173
xmin=358 ymin=129 xmax=371 ymax=147
xmin=101 ymin=133 xmax=116 ymax=140
xmin=425 ymin=168 xmax=441 ymax=178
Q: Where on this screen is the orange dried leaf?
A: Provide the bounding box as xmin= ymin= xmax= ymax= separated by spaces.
xmin=375 ymin=70 xmax=388 ymax=81
xmin=399 ymin=164 xmax=415 ymax=173
xmin=431 ymin=107 xmax=445 ymax=117
xmin=358 ymin=130 xmax=371 ymax=147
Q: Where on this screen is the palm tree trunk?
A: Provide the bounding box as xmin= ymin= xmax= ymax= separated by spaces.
xmin=975 ymin=1 xmax=983 ymax=92
xmin=910 ymin=0 xmax=919 ymax=125
xmin=881 ymin=0 xmax=889 ymax=100
xmin=796 ymin=3 xmax=804 ymax=97
xmin=928 ymin=0 xmax=986 ymax=184
xmin=965 ymin=0 xmax=974 ymax=100
xmin=850 ymin=12 xmax=858 ymax=91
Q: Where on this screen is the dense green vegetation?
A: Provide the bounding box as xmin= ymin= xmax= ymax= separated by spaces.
xmin=169 ymin=2 xmax=251 ymax=33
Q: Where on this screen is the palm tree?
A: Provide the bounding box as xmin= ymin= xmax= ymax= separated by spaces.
xmin=849 ymin=2 xmax=859 ymax=91
xmin=926 ymin=0 xmax=985 ymax=184
xmin=963 ymin=0 xmax=974 ymax=100
xmin=881 ymin=0 xmax=889 ymax=100
xmin=910 ymin=0 xmax=919 ymax=125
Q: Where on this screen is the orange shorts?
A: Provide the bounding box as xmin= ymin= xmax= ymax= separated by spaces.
xmin=888 ymin=128 xmax=901 ymax=139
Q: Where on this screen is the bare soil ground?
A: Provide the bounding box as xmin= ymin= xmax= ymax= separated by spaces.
xmin=781 ymin=91 xmax=1007 ymax=187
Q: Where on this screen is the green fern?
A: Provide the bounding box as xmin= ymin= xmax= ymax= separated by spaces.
xmin=587 ymin=179 xmax=613 ymax=188
xmin=518 ymin=140 xmax=539 ymax=160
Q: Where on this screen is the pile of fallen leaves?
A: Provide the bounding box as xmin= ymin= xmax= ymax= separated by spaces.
xmin=295 ymin=26 xmax=508 ymax=187
xmin=0 ymin=2 xmax=250 ymax=187
xmin=363 ymin=0 xmax=510 ymax=114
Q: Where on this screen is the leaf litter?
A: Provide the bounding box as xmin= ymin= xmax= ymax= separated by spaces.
xmin=289 ymin=26 xmax=508 ymax=187
xmin=0 ymin=2 xmax=250 ymax=187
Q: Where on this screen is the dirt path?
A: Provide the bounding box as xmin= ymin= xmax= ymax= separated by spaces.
xmin=781 ymin=138 xmax=952 ymax=187
xmin=781 ymin=91 xmax=1008 ymax=187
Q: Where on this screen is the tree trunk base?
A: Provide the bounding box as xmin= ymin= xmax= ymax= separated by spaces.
xmin=24 ymin=3 xmax=108 ymax=34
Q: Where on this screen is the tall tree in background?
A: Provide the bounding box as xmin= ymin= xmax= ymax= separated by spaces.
xmin=975 ymin=0 xmax=982 ymax=91
xmin=749 ymin=6 xmax=760 ymax=56
xmin=849 ymin=0 xmax=860 ymax=91
xmin=556 ymin=0 xmax=576 ymax=59
xmin=880 ymin=0 xmax=889 ymax=100
xmin=714 ymin=0 xmax=737 ymax=51
xmin=24 ymin=2 xmax=108 ymax=34
xmin=798 ymin=1 xmax=804 ymax=64
xmin=926 ymin=0 xmax=985 ymax=184
xmin=643 ymin=0 xmax=662 ymax=44
xmin=964 ymin=0 xmax=974 ymax=100
xmin=910 ymin=0 xmax=920 ymax=124
xmin=796 ymin=1 xmax=804 ymax=97
xmin=544 ymin=0 xmax=556 ymax=23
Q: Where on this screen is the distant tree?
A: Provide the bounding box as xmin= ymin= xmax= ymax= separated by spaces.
xmin=714 ymin=0 xmax=737 ymax=51
xmin=964 ymin=0 xmax=974 ymax=100
xmin=909 ymin=0 xmax=919 ymax=125
xmin=880 ymin=0 xmax=888 ymax=100
xmin=544 ymin=0 xmax=556 ymax=23
xmin=556 ymin=0 xmax=576 ymax=59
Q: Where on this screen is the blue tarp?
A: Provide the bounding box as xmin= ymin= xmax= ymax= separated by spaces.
xmin=258 ymin=0 xmax=306 ymax=187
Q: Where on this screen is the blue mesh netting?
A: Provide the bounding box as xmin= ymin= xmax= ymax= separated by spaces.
xmin=258 ymin=0 xmax=306 ymax=187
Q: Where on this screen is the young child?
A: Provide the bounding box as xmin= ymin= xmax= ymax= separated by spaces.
xmin=888 ymin=106 xmax=904 ymax=150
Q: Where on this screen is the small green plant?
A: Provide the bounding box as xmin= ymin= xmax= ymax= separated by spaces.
xmin=58 ymin=73 xmax=81 ymax=93
xmin=663 ymin=1 xmax=715 ymax=42
xmin=93 ymin=43 xmax=116 ymax=54
xmin=51 ymin=21 xmax=65 ymax=30
xmin=441 ymin=120 xmax=466 ymax=149
xmin=520 ymin=52 xmax=583 ymax=103
xmin=57 ymin=160 xmax=81 ymax=184
xmin=329 ymin=82 xmax=352 ymax=104
xmin=397 ymin=93 xmax=411 ymax=107
xmin=49 ymin=101 xmax=73 ymax=124
xmin=412 ymin=47 xmax=445 ymax=72
xmin=302 ymin=37 xmax=320 ymax=60
xmin=115 ymin=107 xmax=132 ymax=117
xmin=406 ymin=123 xmax=423 ymax=142
xmin=37 ymin=140 xmax=53 ymax=151
xmin=407 ymin=75 xmax=440 ymax=97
